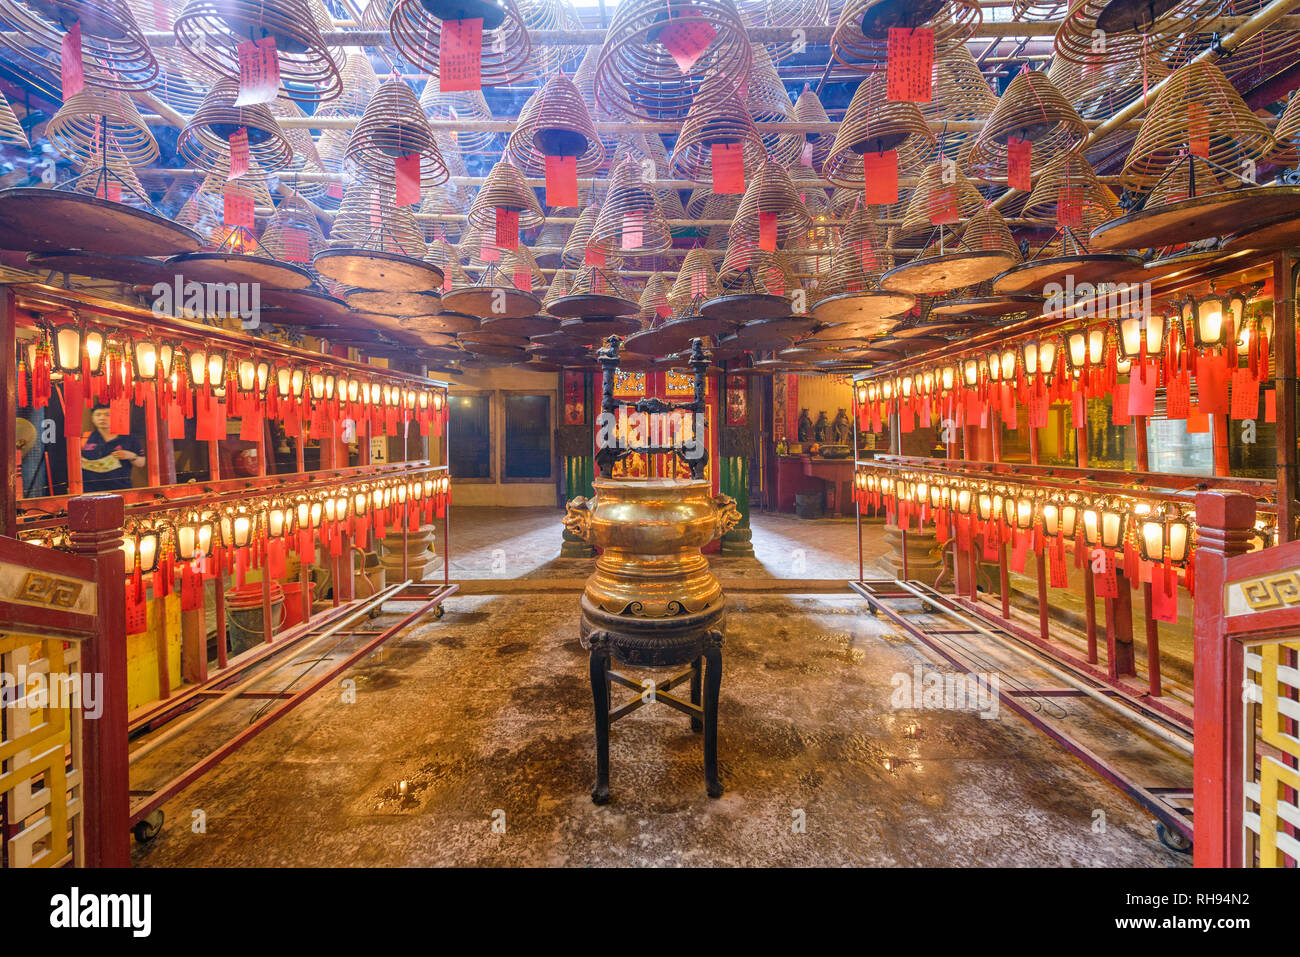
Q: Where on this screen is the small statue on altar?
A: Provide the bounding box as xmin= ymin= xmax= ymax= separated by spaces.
xmin=797 ymin=408 xmax=812 ymax=443
xmin=830 ymin=408 xmax=851 ymax=445
xmin=813 ymin=410 xmax=829 ymax=443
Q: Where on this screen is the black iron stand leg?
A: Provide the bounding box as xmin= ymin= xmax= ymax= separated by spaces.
xmin=690 ymin=655 xmax=703 ymax=733
xmin=589 ymin=633 xmax=612 ymax=805
xmin=702 ymin=631 xmax=723 ymax=798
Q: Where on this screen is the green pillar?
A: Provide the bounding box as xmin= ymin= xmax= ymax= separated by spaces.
xmin=718 ymin=452 xmax=754 ymax=556
xmin=559 ymin=371 xmax=597 ymax=557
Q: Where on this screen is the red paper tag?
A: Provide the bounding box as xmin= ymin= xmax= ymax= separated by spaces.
xmin=1049 ymin=538 xmax=1068 ymax=589
xmin=886 ymin=27 xmax=933 ymax=102
xmin=1230 ymin=367 xmax=1259 ymax=420
xmin=235 ymin=36 xmax=279 ymax=106
xmin=1166 ymin=373 xmax=1190 ymax=419
xmin=224 ymin=190 xmax=254 ymax=229
xmin=690 ymin=270 xmax=707 ymax=299
xmin=495 ymin=207 xmax=519 ymax=250
xmin=1028 ymin=390 xmax=1049 ymax=428
xmin=621 ymin=212 xmax=643 ymax=251
xmin=95 ymin=181 xmax=122 ymax=202
xmin=168 ymin=401 xmax=186 ymax=440
xmin=327 ymin=182 xmax=344 ymax=200
xmin=1007 ymin=137 xmax=1031 ymax=191
xmin=929 ymin=184 xmax=958 ymax=225
xmin=1071 ymin=390 xmax=1087 ymax=429
xmin=659 ymin=15 xmax=716 ymax=73
xmin=228 ymin=128 xmax=250 ymax=181
xmin=1128 ymin=363 xmax=1157 ymax=416
xmin=239 ymin=410 xmax=263 ymax=443
xmin=1265 ymin=388 xmax=1277 ymax=423
xmin=479 ymin=241 xmax=500 ymax=262
xmin=1189 ymin=101 xmax=1210 ymax=158
xmin=61 ymin=21 xmax=85 ymax=99
xmin=1197 ymin=353 xmax=1230 ymax=415
xmin=110 ymin=394 xmax=130 ymax=434
xmin=126 ymin=593 xmax=147 ymax=635
xmin=759 ymin=212 xmax=777 ymax=251
xmin=712 ymin=142 xmax=745 ymax=194
xmin=545 ymin=154 xmax=578 ymax=207
xmin=395 ymin=154 xmax=422 ymax=206
xmin=1111 ymin=383 xmax=1131 ymax=425
xmin=281 ymin=226 xmax=311 ymax=263
xmin=1057 ymin=187 xmax=1083 ymax=228
xmin=1094 ymin=549 xmax=1118 ymax=599
xmin=863 ymin=151 xmax=898 ymax=205
xmin=1186 ymin=408 xmax=1210 ymax=433
xmin=800 ymin=141 xmax=814 ymax=167
xmin=512 ymin=270 xmax=530 ymax=291
xmin=440 ymin=18 xmax=483 ymax=93
xmin=1152 ymin=567 xmax=1178 ymax=623
xmin=181 ymin=567 xmax=202 ymax=612
xmin=584 ymin=244 xmax=605 ymax=267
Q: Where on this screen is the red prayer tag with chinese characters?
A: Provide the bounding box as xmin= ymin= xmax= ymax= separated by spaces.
xmin=1189 ymin=101 xmax=1210 ymax=158
xmin=1057 ymin=187 xmax=1082 ymax=228
xmin=1166 ymin=373 xmax=1190 ymax=419
xmin=395 ymin=154 xmax=421 ymax=206
xmin=1231 ymin=367 xmax=1260 ymax=419
xmin=659 ymin=15 xmax=716 ymax=73
xmin=281 ymin=226 xmax=311 ymax=263
xmin=886 ymin=27 xmax=933 ymax=103
xmin=712 ymin=142 xmax=745 ymax=194
xmin=545 ymin=154 xmax=578 ymax=207
xmin=495 ymin=207 xmax=519 ymax=250
xmin=228 ymin=127 xmax=250 ymax=181
xmin=621 ymin=212 xmax=643 ymax=251
xmin=929 ymin=184 xmax=958 ymax=225
xmin=440 ymin=19 xmax=483 ymax=93
xmin=1007 ymin=137 xmax=1031 ymax=191
xmin=235 ymin=36 xmax=279 ymax=106
xmin=759 ymin=212 xmax=777 ymax=251
xmin=223 ymin=190 xmax=253 ymax=229
xmin=863 ymin=150 xmax=898 ymax=204
xmin=584 ymin=244 xmax=605 ymax=267
xmin=61 ymin=21 xmax=85 ymax=99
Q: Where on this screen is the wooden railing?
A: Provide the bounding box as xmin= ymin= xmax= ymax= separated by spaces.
xmin=0 ymin=495 xmax=128 ymax=867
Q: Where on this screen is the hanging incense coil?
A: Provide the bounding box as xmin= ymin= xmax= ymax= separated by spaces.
xmin=268 ymin=96 xmax=328 ymax=200
xmin=127 ymin=0 xmax=217 ymax=112
xmin=922 ymin=43 xmax=998 ymax=162
xmin=46 ymin=87 xmax=159 ymax=168
xmin=389 ymin=0 xmax=531 ymax=88
xmin=519 ymin=0 xmax=583 ymax=77
xmin=329 ymin=175 xmax=427 ymax=258
xmin=668 ymin=249 xmax=724 ymax=313
xmin=424 ymin=238 xmax=476 ymax=290
xmin=589 ymin=155 xmax=673 ymax=256
xmin=506 ymin=72 xmax=606 ymax=175
xmin=466 ymin=158 xmax=546 ymax=231
xmin=744 ymin=44 xmax=804 ymax=167
xmin=346 ymin=77 xmax=450 ymax=186
xmin=954 ymin=208 xmax=1020 ymax=261
xmin=0 ymin=0 xmax=158 ymax=96
xmin=793 ymin=85 xmax=833 ymax=170
xmin=561 ymin=205 xmax=620 ymax=268
xmin=498 ymin=248 xmax=547 ymax=294
xmin=173 ymin=0 xmax=343 ymax=103
xmin=1019 ymin=152 xmax=1119 ymax=224
xmin=420 ymin=182 xmax=467 ymax=243
xmin=566 ymin=263 xmax=636 ymax=302
xmin=176 ymin=162 xmax=276 ymax=247
xmin=1275 ymin=92 xmax=1300 ymax=155
xmin=177 ymin=78 xmax=294 ymax=174
xmin=1047 ymin=51 xmax=1170 ymax=121
xmin=966 ymin=70 xmax=1087 ymax=184
xmin=636 ymin=271 xmax=673 ymax=325
xmin=831 ymin=0 xmax=981 ymax=73
xmin=593 ymin=0 xmax=752 ymax=121
xmin=719 ymin=243 xmax=798 ymax=295
xmin=739 ymin=0 xmax=831 ymax=62
xmin=542 ymin=268 xmax=575 ymax=309
xmin=1053 ymin=0 xmax=1225 ymax=69
xmin=611 ymin=131 xmax=671 ymax=177
xmin=420 ymin=85 xmax=498 ymax=156
xmin=1219 ymin=1 xmax=1300 ymax=85
xmin=658 ymin=185 xmax=689 ymax=226
xmin=820 ymin=205 xmax=894 ymax=295
xmin=729 ymin=158 xmax=812 ymax=247
xmin=316 ymin=52 xmax=381 ymax=119
xmin=573 ymin=45 xmax=623 ymax=159
xmin=823 ymin=72 xmax=936 ymax=188
xmin=71 ymin=144 xmax=149 ymax=208
xmin=313 ymin=128 xmax=350 ymax=210
xmin=1120 ymin=61 xmax=1275 ymax=200
xmin=669 ymin=74 xmax=766 ymax=184
xmin=260 ymin=193 xmax=329 ymax=274
xmin=896 ymin=160 xmax=986 ymax=239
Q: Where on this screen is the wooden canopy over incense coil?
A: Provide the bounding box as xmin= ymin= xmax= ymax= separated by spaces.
xmin=819 ymin=205 xmax=893 ymax=296
xmin=1019 ymin=152 xmax=1119 ymax=225
xmin=345 ymin=77 xmax=450 ymax=186
xmin=506 ymin=72 xmax=606 ymax=176
xmin=172 ymin=0 xmax=343 ymax=103
xmin=425 ymin=238 xmax=476 ymax=290
xmin=592 ymin=0 xmax=753 ymax=122
xmin=0 ymin=0 xmax=158 ymax=96
xmin=542 ymin=268 xmax=575 ymax=310
xmin=260 ymin=195 xmax=329 ymax=272
xmin=637 ymin=271 xmax=673 ymax=325
xmin=177 ymin=78 xmax=294 ymax=174
xmin=589 ymin=156 xmax=673 ymax=257
xmin=823 ymin=73 xmax=936 ymax=189
xmin=330 ymin=176 xmax=427 ymax=258
xmin=896 ymin=161 xmax=986 ymax=239
xmin=1047 ymin=52 xmax=1171 ymax=122
xmin=1052 ymin=0 xmax=1226 ymax=69
xmin=965 ymin=70 xmax=1087 ymax=184
xmin=467 ymin=159 xmax=546 ymax=232
xmin=46 ymin=87 xmax=159 ymax=168
xmin=668 ymin=75 xmax=766 ymax=184
xmin=738 ymin=0 xmax=831 ymax=61
xmin=921 ymin=44 xmax=998 ymax=162
xmin=315 ymin=52 xmax=381 ymax=119
xmin=831 ymin=0 xmax=981 ymax=74
xmin=389 ymin=0 xmax=532 ymax=88
xmin=420 ymin=86 xmax=498 ymax=156
xmin=793 ymin=85 xmax=834 ymax=170
xmin=668 ymin=249 xmax=724 ymax=313
xmin=0 ymin=89 xmax=28 ymax=148
xmin=729 ymin=159 xmax=813 ymax=248
xmin=744 ymin=45 xmax=804 ymax=168
xmin=1119 ymin=61 xmax=1274 ymax=199
xmin=269 ymin=96 xmax=328 ymax=200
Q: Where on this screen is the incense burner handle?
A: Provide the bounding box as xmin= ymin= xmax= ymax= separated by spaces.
xmin=712 ymin=494 xmax=740 ymax=541
xmin=564 ymin=496 xmax=594 ymax=544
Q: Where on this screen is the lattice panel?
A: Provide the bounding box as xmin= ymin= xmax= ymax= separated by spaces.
xmin=0 ymin=632 xmax=83 ymax=868
xmin=1243 ymin=640 xmax=1300 ymax=868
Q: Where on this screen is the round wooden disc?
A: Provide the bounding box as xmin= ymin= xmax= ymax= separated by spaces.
xmin=732 ymin=316 xmax=819 ymax=347
xmin=810 ymin=290 xmax=915 ymax=326
xmin=26 ymin=251 xmax=177 ymax=286
xmin=342 ymin=288 xmax=443 ymax=317
xmin=815 ymin=360 xmax=877 ymax=373
xmin=0 ymin=188 xmax=204 ymax=256
xmin=519 ymin=359 xmax=563 ymax=372
xmin=400 ymin=331 xmax=456 ymax=349
xmin=165 ymin=252 xmax=314 ymax=290
xmin=461 ymin=342 xmax=528 ymax=361
xmin=615 ymin=351 xmax=658 ymax=370
xmin=653 ymin=356 xmax=722 ymax=373
xmin=418 ymin=346 xmax=468 ymax=363
xmin=1141 ymin=248 xmax=1224 ymax=277
xmin=312 ymin=247 xmax=445 ymax=293
xmin=558 ymin=316 xmax=642 ymax=344
xmin=546 ymin=292 xmax=640 ymax=318
xmin=880 ymin=251 xmax=1018 ymax=295
xmin=990 ymin=255 xmax=1146 ymax=295
xmin=258 ymin=288 xmax=362 ymax=328
xmin=400 ymin=312 xmax=481 ymax=335
xmin=441 ymin=285 xmax=541 ymax=320
xmin=806 ymin=321 xmax=892 ymax=343
xmin=621 ymin=328 xmax=677 ymax=358
xmin=529 ymin=331 xmax=583 ymax=349
xmin=479 ymin=314 xmax=560 ymax=337
xmin=873 ymin=335 xmax=949 ymax=353
xmin=928 ymin=294 xmax=1043 ymax=317
xmin=891 ymin=320 xmax=984 ymax=338
xmin=1221 ymin=213 xmax=1300 ymax=255
xmin=700 ymin=292 xmax=790 ymax=322
xmin=1089 ymin=185 xmax=1300 ymax=251
xmin=458 ymin=330 xmax=530 ymax=348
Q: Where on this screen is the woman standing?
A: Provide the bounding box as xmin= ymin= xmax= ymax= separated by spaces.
xmin=81 ymin=405 xmax=145 ymax=492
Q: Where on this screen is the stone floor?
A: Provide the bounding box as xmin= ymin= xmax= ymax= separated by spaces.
xmin=129 ymin=506 xmax=1191 ymax=867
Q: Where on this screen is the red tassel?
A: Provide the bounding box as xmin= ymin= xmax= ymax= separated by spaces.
xmin=17 ymin=359 xmax=28 ymax=407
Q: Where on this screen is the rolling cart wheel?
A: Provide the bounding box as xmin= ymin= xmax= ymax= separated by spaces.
xmin=1155 ymin=821 xmax=1192 ymax=854
xmin=133 ymin=810 xmax=164 ymax=844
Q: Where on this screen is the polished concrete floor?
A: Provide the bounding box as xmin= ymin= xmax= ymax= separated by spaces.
xmin=129 ymin=507 xmax=1190 ymax=867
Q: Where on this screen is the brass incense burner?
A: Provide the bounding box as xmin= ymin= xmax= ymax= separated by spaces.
xmin=571 ymin=336 xmax=733 ymax=802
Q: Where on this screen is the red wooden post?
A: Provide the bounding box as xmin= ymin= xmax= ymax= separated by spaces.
xmin=68 ymin=493 xmax=130 ymax=868
xmin=1192 ymin=490 xmax=1256 ymax=868
xmin=1 ymin=287 xmax=16 ymax=537
xmin=1029 ymin=426 xmax=1049 ymax=641
xmin=1275 ymin=251 xmax=1297 ymax=543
